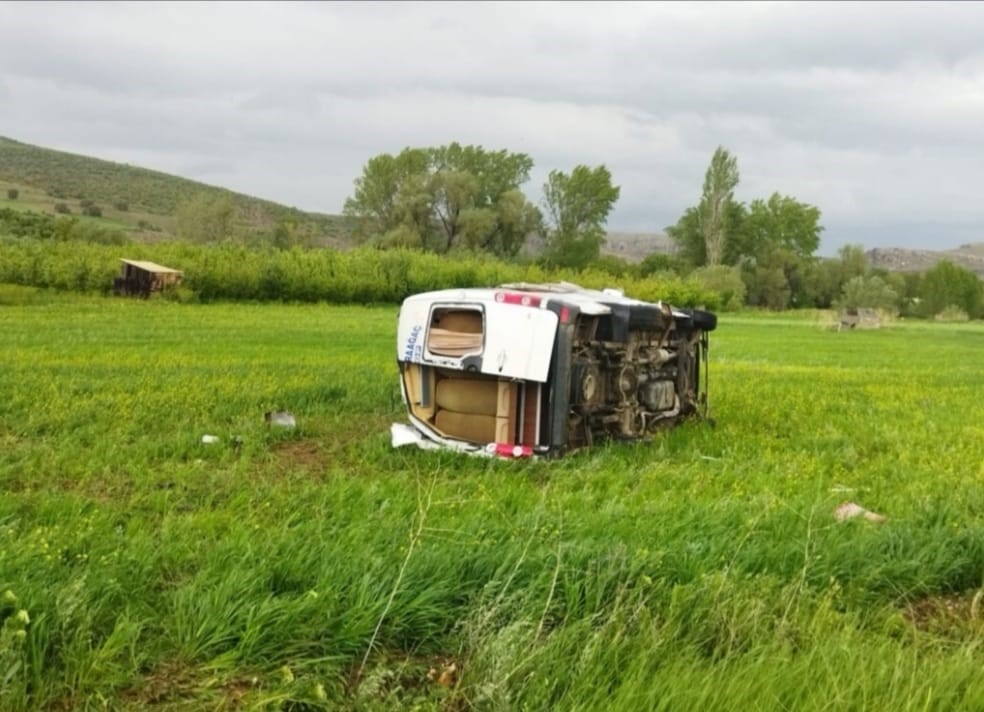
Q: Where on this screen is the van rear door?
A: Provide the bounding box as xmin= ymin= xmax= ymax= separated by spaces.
xmin=481 ymin=302 xmax=557 ymax=382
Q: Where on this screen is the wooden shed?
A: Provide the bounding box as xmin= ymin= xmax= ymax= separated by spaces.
xmin=114 ymin=259 xmax=183 ymax=298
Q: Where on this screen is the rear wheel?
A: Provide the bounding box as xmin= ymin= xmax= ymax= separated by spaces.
xmin=691 ymin=309 xmax=717 ymax=331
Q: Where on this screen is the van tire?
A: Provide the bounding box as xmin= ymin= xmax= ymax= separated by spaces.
xmin=691 ymin=309 xmax=717 ymax=332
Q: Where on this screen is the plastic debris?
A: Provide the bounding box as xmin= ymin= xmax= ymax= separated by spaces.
xmin=427 ymin=660 xmax=459 ymax=688
xmin=201 ymin=434 xmax=220 ymax=444
xmin=391 ymin=423 xmax=539 ymax=460
xmin=265 ymin=411 xmax=296 ymax=428
xmin=391 ymin=423 xmax=441 ymax=450
xmin=834 ymin=501 xmax=886 ymax=523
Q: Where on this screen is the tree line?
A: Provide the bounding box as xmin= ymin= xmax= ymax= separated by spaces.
xmin=662 ymin=147 xmax=982 ymax=318
xmin=338 ymin=142 xmax=981 ymax=318
xmin=4 ymin=138 xmax=981 ymax=318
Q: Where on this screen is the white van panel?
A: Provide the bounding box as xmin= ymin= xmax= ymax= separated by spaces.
xmin=397 ymin=298 xmax=557 ymax=383
xmin=396 ymin=300 xmax=431 ymax=363
xmin=481 ymin=302 xmax=557 ymax=382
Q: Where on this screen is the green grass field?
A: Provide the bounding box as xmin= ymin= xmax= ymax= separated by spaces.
xmin=1 ymin=290 xmax=982 ymax=710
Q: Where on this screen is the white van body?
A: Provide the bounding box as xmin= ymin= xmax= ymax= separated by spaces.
xmin=394 ymin=282 xmax=717 ymax=458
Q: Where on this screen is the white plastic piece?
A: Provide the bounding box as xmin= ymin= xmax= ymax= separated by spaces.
xmin=834 ymin=501 xmax=886 ymax=523
xmin=201 ymin=434 xmax=220 ymax=444
xmin=391 ymin=423 xmax=435 ymax=449
xmin=265 ymin=411 xmax=297 ymax=428
xmin=392 ymin=423 xmax=495 ymax=457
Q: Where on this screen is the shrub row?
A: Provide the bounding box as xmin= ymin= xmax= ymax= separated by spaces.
xmin=0 ymin=237 xmax=720 ymax=309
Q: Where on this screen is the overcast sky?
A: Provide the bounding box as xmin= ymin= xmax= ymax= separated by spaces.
xmin=2 ymin=1 xmax=984 ymax=254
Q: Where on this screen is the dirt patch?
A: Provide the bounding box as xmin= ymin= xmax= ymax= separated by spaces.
xmin=268 ymin=414 xmax=392 ymax=472
xmin=122 ymin=660 xmax=202 ymax=706
xmin=121 ymin=661 xmax=261 ymax=709
xmin=272 ymin=439 xmax=328 ymax=470
xmin=217 ymin=677 xmax=262 ymax=710
xmin=321 ymin=414 xmax=393 ymax=452
xmin=902 ymin=590 xmax=983 ymax=635
xmin=344 ymin=652 xmax=463 ymax=705
xmin=42 ymin=696 xmax=80 ymax=711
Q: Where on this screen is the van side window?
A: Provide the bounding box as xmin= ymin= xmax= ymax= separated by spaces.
xmin=426 ymin=308 xmax=483 ymax=357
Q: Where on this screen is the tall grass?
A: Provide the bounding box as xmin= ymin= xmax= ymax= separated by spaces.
xmin=0 ymin=298 xmax=981 ymax=709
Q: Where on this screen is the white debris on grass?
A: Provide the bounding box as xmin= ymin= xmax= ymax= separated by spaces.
xmin=390 ymin=423 xmax=486 ymax=455
xmin=834 ymin=501 xmax=886 ymax=523
xmin=265 ymin=411 xmax=297 ymax=428
xmin=390 ymin=423 xmax=499 ymax=458
xmin=391 ymin=423 xmax=438 ymax=449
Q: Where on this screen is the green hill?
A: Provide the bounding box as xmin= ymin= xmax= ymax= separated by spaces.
xmin=0 ymin=136 xmax=355 ymax=245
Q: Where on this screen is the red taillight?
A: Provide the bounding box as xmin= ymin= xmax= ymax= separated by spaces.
xmin=489 ymin=443 xmax=534 ymax=458
xmin=495 ymin=291 xmax=541 ymax=307
xmin=560 ymin=306 xmax=570 ymax=324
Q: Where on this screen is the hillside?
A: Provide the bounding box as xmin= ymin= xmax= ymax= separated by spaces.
xmin=602 ymin=231 xmax=675 ymax=262
xmin=867 ymin=243 xmax=984 ymax=277
xmin=599 ymin=235 xmax=984 ymax=276
xmin=0 ymin=136 xmax=355 ymax=245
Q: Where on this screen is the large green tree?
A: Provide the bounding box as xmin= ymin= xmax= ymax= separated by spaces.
xmin=737 ymin=193 xmax=823 ymax=262
xmin=919 ymin=260 xmax=983 ymax=318
xmin=743 ymin=261 xmax=791 ymax=309
xmin=343 ymin=148 xmax=431 ymax=240
xmin=741 ymin=243 xmax=826 ymax=310
xmin=458 ymin=189 xmax=542 ymax=257
xmin=343 ymin=143 xmax=537 ymax=256
xmin=665 ymin=206 xmax=704 ymax=266
xmin=836 ymin=275 xmax=900 ymax=311
xmin=176 ymin=193 xmax=237 ymax=244
xmin=836 ymin=244 xmax=868 ymax=281
xmin=732 ymin=193 xmax=825 ymax=308
xmin=668 ymin=149 xmax=827 ymax=310
xmin=811 ymin=244 xmax=869 ymax=308
xmin=541 ymin=165 xmax=620 ymax=269
xmin=668 ymin=149 xmax=824 ymax=269
xmin=666 ymin=147 xmax=743 ymax=268
xmin=666 ymin=200 xmax=747 ymax=268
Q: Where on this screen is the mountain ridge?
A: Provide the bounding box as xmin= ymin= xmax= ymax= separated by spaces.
xmin=866 ymin=244 xmax=984 ymax=277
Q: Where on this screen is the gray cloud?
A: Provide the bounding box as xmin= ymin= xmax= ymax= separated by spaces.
xmin=2 ymin=1 xmax=983 ymax=253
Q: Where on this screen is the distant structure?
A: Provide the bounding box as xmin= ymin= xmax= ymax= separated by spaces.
xmin=114 ymin=259 xmax=183 ymax=298
xmin=838 ymin=307 xmax=881 ymax=331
